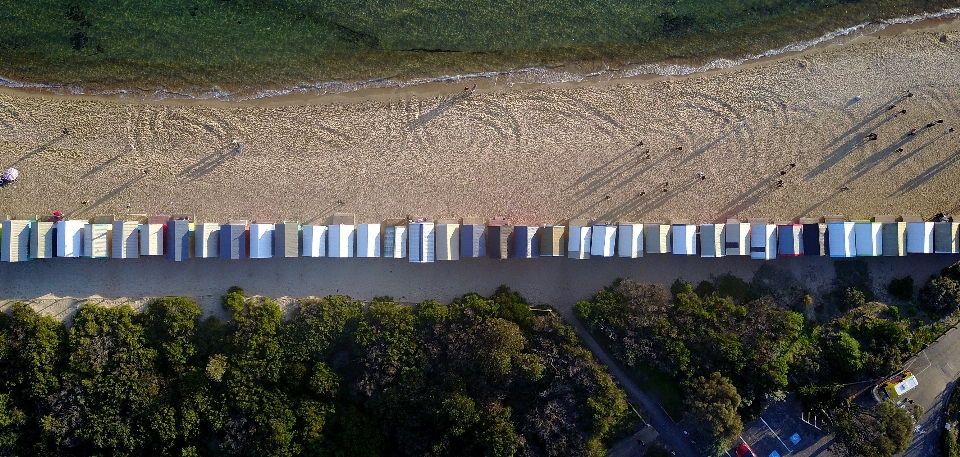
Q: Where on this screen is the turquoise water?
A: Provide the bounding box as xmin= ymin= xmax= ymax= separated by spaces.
xmin=0 ymin=0 xmax=957 ymax=96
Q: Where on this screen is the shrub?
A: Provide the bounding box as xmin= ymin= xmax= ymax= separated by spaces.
xmin=887 ymin=276 xmax=914 ymax=301
xmin=842 ymin=287 xmax=867 ymax=311
xmin=919 ymin=276 xmax=960 ymax=313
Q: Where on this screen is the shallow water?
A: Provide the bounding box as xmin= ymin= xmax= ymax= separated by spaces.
xmin=0 ymin=0 xmax=957 ymax=98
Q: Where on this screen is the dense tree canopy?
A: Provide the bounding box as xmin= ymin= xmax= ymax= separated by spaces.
xmin=0 ymin=287 xmax=627 ymax=457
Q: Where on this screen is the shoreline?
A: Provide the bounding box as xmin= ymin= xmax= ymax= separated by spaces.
xmin=0 ymin=9 xmax=958 ymax=107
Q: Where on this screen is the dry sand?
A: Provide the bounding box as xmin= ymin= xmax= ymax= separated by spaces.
xmin=1 ymin=20 xmax=960 ymax=316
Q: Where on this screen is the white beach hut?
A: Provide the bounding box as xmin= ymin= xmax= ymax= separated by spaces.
xmin=328 ymin=223 xmax=355 ymax=258
xmin=567 ymin=225 xmax=592 ymax=259
xmin=672 ymin=224 xmax=697 ymax=256
xmin=356 ymin=223 xmax=381 ymax=258
xmin=408 ymin=221 xmax=435 ymax=263
xmin=1 ymin=220 xmax=30 ymax=262
xmin=590 ymin=225 xmax=616 ymax=257
xmin=435 ymin=223 xmax=460 ymax=261
xmin=301 ymin=225 xmax=328 ymax=257
xmin=195 ymin=223 xmax=220 ymax=258
xmin=700 ymin=224 xmax=725 ymax=258
xmin=140 ymin=222 xmax=164 ymax=256
xmin=934 ymin=222 xmax=960 ymax=254
xmin=617 ymin=223 xmax=644 ymax=258
xmin=828 ymin=222 xmax=856 ymax=258
xmin=56 ymin=220 xmax=85 ymax=258
xmin=644 ymin=224 xmax=671 ymax=254
xmin=725 ymin=220 xmax=750 ymax=256
xmin=750 ymin=223 xmax=776 ymax=260
xmin=112 ymin=221 xmax=140 ymax=259
xmin=84 ymin=223 xmax=112 ymax=258
xmin=383 ymin=225 xmax=407 ymax=259
xmin=30 ymin=221 xmax=54 ymax=259
xmin=906 ymin=222 xmax=934 ymax=254
xmin=854 ymin=221 xmax=882 ymax=257
xmin=249 ymin=223 xmax=275 ymax=259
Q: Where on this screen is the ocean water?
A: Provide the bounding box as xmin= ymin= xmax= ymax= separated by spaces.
xmin=0 ymin=0 xmax=957 ymax=99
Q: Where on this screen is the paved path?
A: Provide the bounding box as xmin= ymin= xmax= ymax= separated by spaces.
xmin=901 ymin=321 xmax=960 ymax=457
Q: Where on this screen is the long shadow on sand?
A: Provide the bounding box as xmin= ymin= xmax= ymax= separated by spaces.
xmin=10 ymin=133 xmax=67 ymax=167
xmin=805 ymin=96 xmax=901 ymax=180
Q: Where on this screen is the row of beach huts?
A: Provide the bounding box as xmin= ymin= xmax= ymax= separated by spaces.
xmin=0 ymin=214 xmax=958 ymax=263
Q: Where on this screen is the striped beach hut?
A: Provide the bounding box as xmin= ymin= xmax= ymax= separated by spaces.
xmin=906 ymin=222 xmax=934 ymax=254
xmin=568 ymin=224 xmax=592 ymax=259
xmin=750 ymin=222 xmax=776 ymax=260
xmin=166 ymin=219 xmax=192 ymax=261
xmin=328 ymin=223 xmax=355 ymax=258
xmin=274 ymin=222 xmax=300 ymax=258
xmin=409 ymin=221 xmax=435 ymax=263
xmin=195 ymin=223 xmax=220 ymax=258
xmin=777 ymin=223 xmax=803 ymax=257
xmin=644 ymin=224 xmax=671 ymax=254
xmin=383 ymin=225 xmax=407 ymax=259
xmin=56 ymin=220 xmax=85 ymax=258
xmin=1 ymin=220 xmax=30 ymax=262
xmin=801 ymin=221 xmax=828 ymax=256
xmin=249 ymin=223 xmax=275 ymax=259
xmin=435 ymin=222 xmax=460 ymax=261
xmin=590 ymin=225 xmax=616 ymax=258
xmin=84 ymin=223 xmax=112 ymax=258
xmin=881 ymin=221 xmax=907 ymax=257
xmin=219 ymin=222 xmax=247 ymax=259
xmin=671 ymin=223 xmax=697 ymax=256
xmin=617 ymin=223 xmax=643 ymax=258
xmin=140 ymin=219 xmax=165 ymax=256
xmin=302 ymin=225 xmax=328 ymax=257
xmin=112 ymin=221 xmax=140 ymax=259
xmin=700 ymin=223 xmax=725 ymax=258
xmin=460 ymin=221 xmax=485 ymax=258
xmin=487 ymin=223 xmax=512 ymax=260
xmin=828 ymin=222 xmax=856 ymax=258
xmin=854 ymin=221 xmax=881 ymax=257
xmin=540 ymin=225 xmax=567 ymax=257
xmin=356 ymin=223 xmax=382 ymax=258
xmin=935 ymin=222 xmax=959 ymax=254
xmin=513 ymin=225 xmax=539 ymax=259
xmin=725 ymin=220 xmax=750 ymax=256
xmin=30 ymin=220 xmax=54 ymax=259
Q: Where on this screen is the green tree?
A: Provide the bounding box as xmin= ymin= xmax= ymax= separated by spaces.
xmin=833 ymin=400 xmax=914 ymax=457
xmin=683 ymin=372 xmax=743 ymax=457
xmin=823 ymin=331 xmax=864 ymax=375
xmin=920 ymin=276 xmax=960 ymax=313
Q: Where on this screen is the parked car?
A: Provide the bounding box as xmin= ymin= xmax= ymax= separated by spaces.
xmin=735 ymin=442 xmax=756 ymax=457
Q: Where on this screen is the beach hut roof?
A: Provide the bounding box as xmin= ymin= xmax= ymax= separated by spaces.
xmin=166 ymin=219 xmax=192 ymax=261
xmin=671 ymin=224 xmax=696 ymax=256
xmin=301 ymin=224 xmax=328 ymax=258
xmin=328 ymin=223 xmax=356 ymax=258
xmin=540 ymin=225 xmax=566 ymax=257
xmin=828 ymin=221 xmax=856 ymax=258
xmin=435 ymin=223 xmax=460 ymax=261
xmin=409 ymin=221 xmax=435 ymax=263
xmin=881 ymin=222 xmax=906 ymax=257
xmin=934 ymin=222 xmax=959 ymax=254
xmin=568 ymin=225 xmax=591 ymax=259
xmin=56 ymin=220 xmax=85 ymax=258
xmin=356 ymin=223 xmax=382 ymax=258
xmin=724 ymin=221 xmax=750 ymax=256
xmin=460 ymin=223 xmax=485 ymax=258
xmin=854 ymin=221 xmax=881 ymax=257
xmin=487 ymin=224 xmax=512 ymax=260
xmin=84 ymin=223 xmax=112 ymax=258
xmin=30 ymin=220 xmax=54 ymax=259
xmin=617 ymin=223 xmax=643 ymax=258
xmin=219 ymin=223 xmax=247 ymax=259
xmin=802 ymin=222 xmax=827 ymax=256
xmin=751 ymin=223 xmax=776 ymax=260
xmin=195 ymin=223 xmax=220 ymax=258
xmin=274 ymin=222 xmax=300 ymax=258
xmin=906 ymin=221 xmax=934 ymax=254
xmin=590 ymin=225 xmax=616 ymax=257
xmin=1 ymin=220 xmax=30 ymax=262
xmin=112 ymin=221 xmax=140 ymax=259
xmin=700 ymin=224 xmax=724 ymax=258
xmin=644 ymin=224 xmax=671 ymax=254
xmin=383 ymin=225 xmax=407 ymax=259
xmin=777 ymin=224 xmax=802 ymax=257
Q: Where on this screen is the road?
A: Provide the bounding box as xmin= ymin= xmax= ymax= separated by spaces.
xmin=901 ymin=321 xmax=960 ymax=457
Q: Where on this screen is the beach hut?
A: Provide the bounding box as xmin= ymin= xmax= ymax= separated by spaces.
xmin=140 ymin=220 xmax=165 ymax=256
xmin=854 ymin=221 xmax=882 ymax=257
xmin=801 ymin=221 xmax=828 ymax=256
xmin=700 ymin=224 xmax=725 ymax=258
xmin=248 ymin=223 xmax=275 ymax=259
xmin=356 ymin=223 xmax=381 ymax=258
xmin=30 ymin=221 xmax=54 ymax=259
xmin=881 ymin=222 xmax=907 ymax=257
xmin=84 ymin=223 xmax=112 ymax=258
xmin=487 ymin=223 xmax=512 ymax=260
xmin=671 ymin=224 xmax=697 ymax=256
xmin=112 ymin=221 xmax=140 ymax=259
xmin=906 ymin=222 xmax=934 ymax=254
xmin=777 ymin=224 xmax=803 ymax=257
xmin=302 ymin=225 xmax=328 ymax=257
xmin=195 ymin=223 xmax=220 ymax=258
xmin=274 ymin=222 xmax=300 ymax=258
xmin=219 ymin=222 xmax=247 ymax=259
xmin=383 ymin=225 xmax=407 ymax=259
xmin=750 ymin=222 xmax=776 ymax=260
xmin=644 ymin=224 xmax=671 ymax=254
xmin=617 ymin=223 xmax=644 ymax=258
xmin=828 ymin=222 xmax=856 ymax=258
xmin=725 ymin=220 xmax=750 ymax=256
xmin=540 ymin=225 xmax=567 ymax=257
xmin=409 ymin=221 xmax=435 ymax=263
xmin=568 ymin=224 xmax=592 ymax=259
xmin=591 ymin=225 xmax=616 ymax=258
xmin=512 ymin=226 xmax=539 ymax=259
xmin=166 ymin=219 xmax=192 ymax=261
xmin=328 ymin=223 xmax=355 ymax=258
xmin=1 ymin=220 xmax=30 ymax=262
xmin=460 ymin=222 xmax=486 ymax=258
xmin=935 ymin=222 xmax=960 ymax=254
xmin=56 ymin=220 xmax=85 ymax=258
xmin=435 ymin=222 xmax=460 ymax=261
